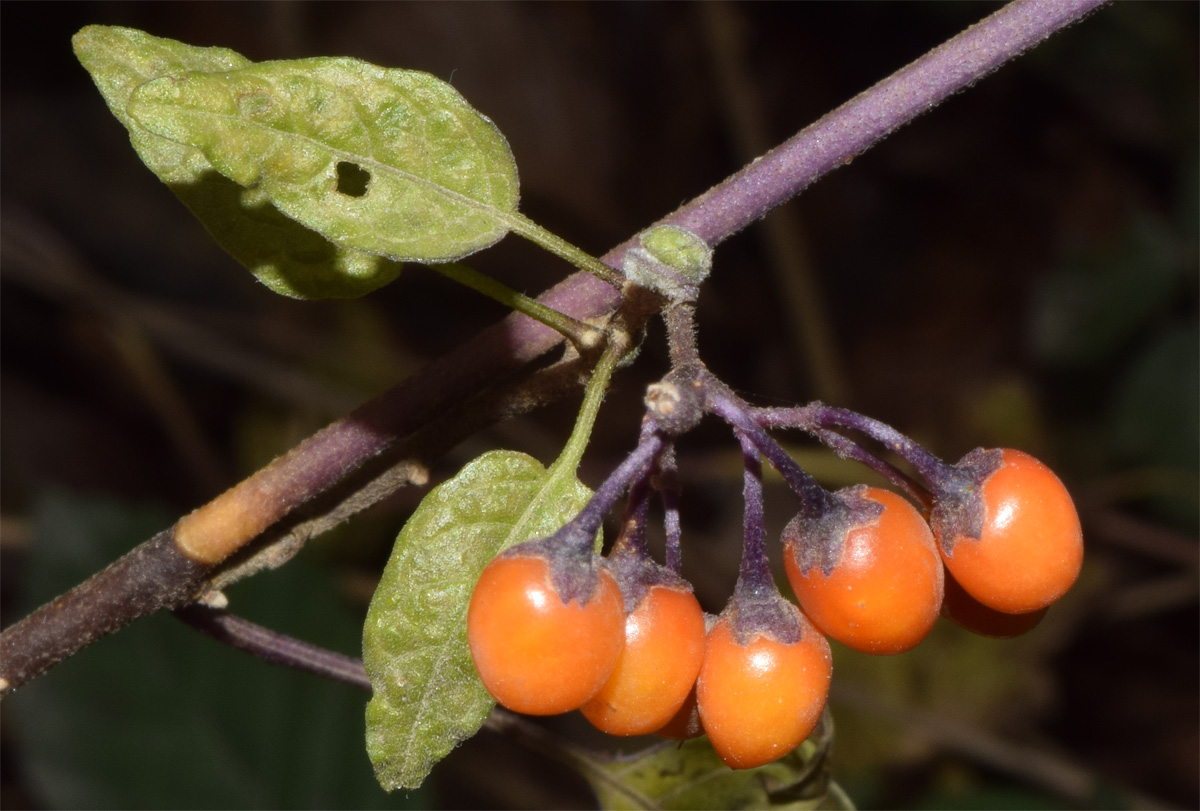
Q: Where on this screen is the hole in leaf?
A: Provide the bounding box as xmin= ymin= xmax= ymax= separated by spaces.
xmin=336 ymin=161 xmax=370 ymax=197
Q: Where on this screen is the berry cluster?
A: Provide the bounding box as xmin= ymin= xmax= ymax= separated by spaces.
xmin=467 ymin=366 xmax=1083 ymax=770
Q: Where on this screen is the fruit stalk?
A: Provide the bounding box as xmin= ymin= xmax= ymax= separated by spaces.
xmin=705 ymin=387 xmax=832 ymax=519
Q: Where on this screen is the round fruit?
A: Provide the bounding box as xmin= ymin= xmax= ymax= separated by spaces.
xmin=467 ymin=553 xmax=625 ymax=715
xmin=940 ymin=566 xmax=1047 ymax=638
xmin=935 ymin=449 xmax=1083 ymax=614
xmin=696 ymin=608 xmax=832 ymax=769
xmin=654 ymin=685 xmax=702 ymax=740
xmin=784 ymin=487 xmax=943 ymax=654
xmin=581 ymin=583 xmax=706 ymax=736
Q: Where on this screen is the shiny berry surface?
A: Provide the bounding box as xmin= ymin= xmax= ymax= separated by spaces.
xmin=654 ymin=685 xmax=702 ymax=740
xmin=581 ymin=583 xmax=706 ymax=736
xmin=785 ymin=487 xmax=943 ymax=654
xmin=467 ymin=554 xmax=625 ymax=715
xmin=696 ymin=610 xmax=832 ymax=769
xmin=938 ymin=449 xmax=1083 ymax=614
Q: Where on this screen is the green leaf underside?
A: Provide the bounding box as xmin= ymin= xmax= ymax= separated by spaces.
xmin=74 ymin=26 xmax=519 ymax=299
xmin=126 ymin=57 xmax=520 ymax=266
xmin=71 ymin=26 xmax=251 ymax=184
xmin=586 ymin=735 xmax=851 ymax=811
xmin=362 ymin=450 xmax=592 ymax=791
xmin=170 ymin=173 xmax=405 ymax=299
xmin=72 ymin=25 xmax=402 ymax=299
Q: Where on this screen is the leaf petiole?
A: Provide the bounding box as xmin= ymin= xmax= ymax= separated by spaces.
xmin=551 ymin=333 xmax=628 ymax=475
xmin=503 ymin=212 xmax=627 ymax=290
xmin=431 ymin=262 xmax=604 ymax=349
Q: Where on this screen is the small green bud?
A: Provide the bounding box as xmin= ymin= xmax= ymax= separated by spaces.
xmin=622 ymin=225 xmax=712 ymax=302
xmin=641 ymin=226 xmax=713 ymax=283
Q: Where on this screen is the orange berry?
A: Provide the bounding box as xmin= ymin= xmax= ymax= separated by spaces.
xmin=784 ymin=486 xmax=943 ymax=654
xmin=940 ymin=566 xmax=1047 ymax=638
xmin=467 ymin=553 xmax=625 ymax=715
xmin=696 ymin=606 xmax=832 ymax=769
xmin=581 ymin=582 xmax=706 ymax=736
xmin=934 ymin=449 xmax=1083 ymax=614
xmin=654 ymin=685 xmax=702 ymax=740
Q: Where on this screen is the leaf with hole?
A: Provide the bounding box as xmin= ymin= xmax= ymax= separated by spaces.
xmin=362 ymin=450 xmax=593 ymax=791
xmin=72 ymin=25 xmax=403 ymax=299
xmin=126 ymin=56 xmax=521 ymax=272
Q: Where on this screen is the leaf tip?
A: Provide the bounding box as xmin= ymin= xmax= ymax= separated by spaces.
xmin=71 ymin=24 xmax=107 ymax=60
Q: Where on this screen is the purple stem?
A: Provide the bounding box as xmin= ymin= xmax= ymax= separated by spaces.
xmin=794 ymin=404 xmax=953 ymax=488
xmin=814 ymin=426 xmax=931 ymax=508
xmin=656 ymin=445 xmax=684 ymax=574
xmin=556 ymin=421 xmax=666 ymax=548
xmin=182 ymin=0 xmax=1080 ymax=541
xmin=704 ymin=387 xmax=831 ymax=518
xmin=49 ymin=0 xmax=1104 ymax=568
xmin=0 ymin=0 xmax=1107 ymax=694
xmin=734 ymin=429 xmax=772 ymax=595
xmin=611 ymin=458 xmax=655 ymax=559
xmin=174 ymin=605 xmax=370 ymax=691
xmin=72 ymin=0 xmax=1108 ymax=551
xmin=665 ymin=0 xmax=1111 ymax=246
xmin=753 ymin=407 xmax=931 ymax=507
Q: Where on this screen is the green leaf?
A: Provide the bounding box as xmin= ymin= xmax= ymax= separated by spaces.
xmin=126 ymin=56 xmax=521 ymax=268
xmin=72 ymin=25 xmax=403 ymax=299
xmin=362 ymin=338 xmax=620 ymax=791
xmin=362 ymin=450 xmax=593 ymax=791
xmin=583 ymin=714 xmax=852 ymax=810
xmin=72 ymin=26 xmax=251 ymax=184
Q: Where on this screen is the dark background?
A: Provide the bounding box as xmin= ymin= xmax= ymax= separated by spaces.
xmin=2 ymin=2 xmax=1196 ymax=809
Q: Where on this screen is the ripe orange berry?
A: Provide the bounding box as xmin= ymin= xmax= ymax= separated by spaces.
xmin=654 ymin=685 xmax=702 ymax=740
xmin=696 ymin=604 xmax=832 ymax=769
xmin=940 ymin=566 xmax=1047 ymax=638
xmin=581 ymin=582 xmax=706 ymax=736
xmin=934 ymin=449 xmax=1083 ymax=614
xmin=783 ymin=486 xmax=943 ymax=654
xmin=467 ymin=553 xmax=625 ymax=715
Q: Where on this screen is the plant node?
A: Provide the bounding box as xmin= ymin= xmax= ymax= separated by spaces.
xmin=622 ymin=225 xmax=712 ymax=303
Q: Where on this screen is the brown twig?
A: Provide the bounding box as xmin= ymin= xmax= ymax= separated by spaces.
xmin=0 ymin=0 xmax=1111 ymax=696
xmin=0 ymin=347 xmax=604 ymax=693
xmin=175 ymin=604 xmax=372 ymax=689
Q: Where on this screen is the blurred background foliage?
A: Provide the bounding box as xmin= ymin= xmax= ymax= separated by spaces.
xmin=1 ymin=2 xmax=1195 ymax=809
